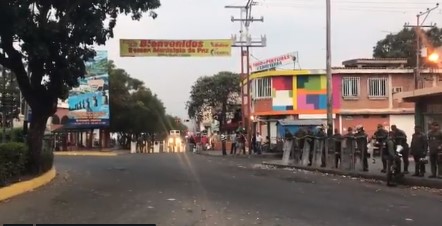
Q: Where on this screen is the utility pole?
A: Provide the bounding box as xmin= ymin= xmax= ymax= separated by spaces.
xmin=404 ymin=3 xmax=439 ymax=89
xmin=326 ymin=0 xmax=333 ymax=137
xmin=226 ymin=0 xmax=266 ymax=155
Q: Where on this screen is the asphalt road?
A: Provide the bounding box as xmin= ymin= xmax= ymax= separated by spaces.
xmin=0 ymin=153 xmax=442 ymax=226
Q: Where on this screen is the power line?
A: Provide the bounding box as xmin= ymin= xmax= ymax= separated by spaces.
xmin=260 ymin=0 xmax=439 ymax=5
xmin=256 ymin=0 xmax=441 ymax=12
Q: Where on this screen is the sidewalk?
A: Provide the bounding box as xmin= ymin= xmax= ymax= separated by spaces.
xmin=197 ymin=150 xmax=283 ymax=159
xmin=262 ymin=157 xmax=442 ymax=189
xmin=54 ymin=148 xmax=129 ymax=157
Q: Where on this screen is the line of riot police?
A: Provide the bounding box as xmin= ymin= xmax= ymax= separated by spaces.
xmin=281 ymin=122 xmax=442 ymax=186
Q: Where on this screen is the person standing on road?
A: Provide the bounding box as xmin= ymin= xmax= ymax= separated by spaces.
xmin=333 ymin=128 xmax=343 ymax=168
xmin=373 ymin=124 xmax=389 ymax=173
xmin=316 ymin=126 xmax=327 ymax=167
xmin=306 ymin=127 xmax=315 ymax=166
xmin=237 ymin=131 xmax=246 ymax=155
xmin=391 ymin=125 xmax=409 ymax=174
xmin=386 ymin=131 xmax=402 ymax=186
xmin=410 ymin=125 xmax=428 ymax=177
xmin=221 ymin=132 xmax=227 ymax=156
xmin=355 ymin=126 xmax=369 ymax=171
xmin=256 ymin=132 xmax=262 ymax=155
xmin=230 ymin=132 xmax=237 ymax=155
xmin=427 ymin=122 xmax=442 ymax=178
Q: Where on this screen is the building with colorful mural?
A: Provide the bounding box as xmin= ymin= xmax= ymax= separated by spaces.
xmin=247 ymin=69 xmax=339 ymax=143
xmin=245 ymin=58 xmax=442 ymax=144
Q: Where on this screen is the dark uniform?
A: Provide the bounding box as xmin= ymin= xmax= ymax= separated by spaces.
xmin=410 ymin=126 xmax=428 ymax=177
xmin=386 ymin=133 xmax=402 ymax=186
xmin=391 ymin=125 xmax=409 ymax=173
xmin=332 ymin=129 xmax=343 ymax=168
xmin=373 ymin=125 xmax=389 ymax=173
xmin=427 ymin=127 xmax=442 ymax=178
xmin=355 ymin=127 xmax=369 ymax=171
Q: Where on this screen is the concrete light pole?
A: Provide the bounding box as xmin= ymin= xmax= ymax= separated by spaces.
xmin=326 ymin=0 xmax=333 ymax=136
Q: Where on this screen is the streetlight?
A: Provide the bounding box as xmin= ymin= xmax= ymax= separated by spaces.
xmin=428 ymin=52 xmax=439 ymax=63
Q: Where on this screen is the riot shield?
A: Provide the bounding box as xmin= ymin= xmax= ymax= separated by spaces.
xmin=313 ymin=138 xmax=324 ymax=167
xmin=367 ymin=140 xmax=376 ymax=168
xmin=301 ymin=139 xmax=311 ymax=166
xmin=340 ymin=137 xmax=353 ymax=171
xmin=354 ymin=139 xmax=364 ymax=171
xmin=327 ymin=138 xmax=338 ymax=169
xmin=293 ymin=139 xmax=301 ymax=165
xmin=282 ymin=139 xmax=293 ymax=165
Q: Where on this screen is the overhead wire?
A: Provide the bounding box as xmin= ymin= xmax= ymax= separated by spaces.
xmin=255 ymin=0 xmax=441 ymax=14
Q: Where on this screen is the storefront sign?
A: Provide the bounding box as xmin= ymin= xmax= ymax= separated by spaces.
xmin=120 ymin=39 xmax=232 ymax=57
xmin=250 ymin=53 xmax=296 ymax=72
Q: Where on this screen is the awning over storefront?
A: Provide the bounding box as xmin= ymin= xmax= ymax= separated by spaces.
xmin=394 ymin=86 xmax=442 ymax=103
xmin=221 ymin=122 xmax=239 ymax=131
xmin=52 ymin=124 xmax=108 ymax=133
xmin=276 ymin=119 xmax=324 ymax=126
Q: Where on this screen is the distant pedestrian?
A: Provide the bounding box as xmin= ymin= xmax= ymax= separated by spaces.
xmin=230 ymin=132 xmax=237 ymax=155
xmin=221 ymin=133 xmax=227 ymax=156
xmin=256 ymin=132 xmax=262 ymax=154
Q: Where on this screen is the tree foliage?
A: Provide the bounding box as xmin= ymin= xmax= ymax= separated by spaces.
xmin=186 ymin=71 xmax=241 ymax=132
xmin=108 ymin=61 xmax=186 ymax=148
xmin=373 ymin=27 xmax=442 ymax=67
xmin=0 ymin=66 xmax=21 ymax=127
xmin=0 ymin=1 xmax=160 ymax=173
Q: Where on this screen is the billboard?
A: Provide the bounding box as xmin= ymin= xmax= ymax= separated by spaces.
xmin=120 ymin=39 xmax=232 ymax=57
xmin=67 ymin=50 xmax=109 ymax=127
xmin=250 ymin=52 xmax=296 ymax=72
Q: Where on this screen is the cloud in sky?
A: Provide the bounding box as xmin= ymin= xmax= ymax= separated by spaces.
xmin=104 ymin=0 xmax=439 ymax=118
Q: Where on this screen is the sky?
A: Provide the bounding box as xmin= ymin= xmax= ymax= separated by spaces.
xmin=102 ymin=0 xmax=441 ymax=119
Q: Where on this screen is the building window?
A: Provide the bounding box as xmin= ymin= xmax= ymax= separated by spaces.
xmin=253 ymin=78 xmax=272 ymax=99
xmin=342 ymin=77 xmax=360 ymax=98
xmin=368 ymin=77 xmax=388 ymax=98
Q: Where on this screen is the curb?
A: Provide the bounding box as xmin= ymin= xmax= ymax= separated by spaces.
xmin=0 ymin=167 xmax=56 ymax=202
xmin=196 ymin=151 xmax=282 ymax=159
xmin=54 ymin=151 xmax=118 ymax=157
xmin=262 ymin=162 xmax=442 ymax=189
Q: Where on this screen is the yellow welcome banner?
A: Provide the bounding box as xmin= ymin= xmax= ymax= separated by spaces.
xmin=120 ymin=39 xmax=232 ymax=57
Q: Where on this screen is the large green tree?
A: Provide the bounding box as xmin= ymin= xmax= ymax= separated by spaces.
xmin=0 ymin=1 xmax=160 ymax=173
xmin=186 ymin=71 xmax=241 ymax=132
xmin=109 ymin=62 xmax=186 ymax=148
xmin=373 ymin=27 xmax=442 ymax=67
xmin=109 ymin=63 xmax=161 ymax=144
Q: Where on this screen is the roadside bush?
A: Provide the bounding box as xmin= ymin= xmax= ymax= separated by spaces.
xmin=0 ymin=128 xmax=25 ymax=143
xmin=0 ymin=142 xmax=28 ymax=186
